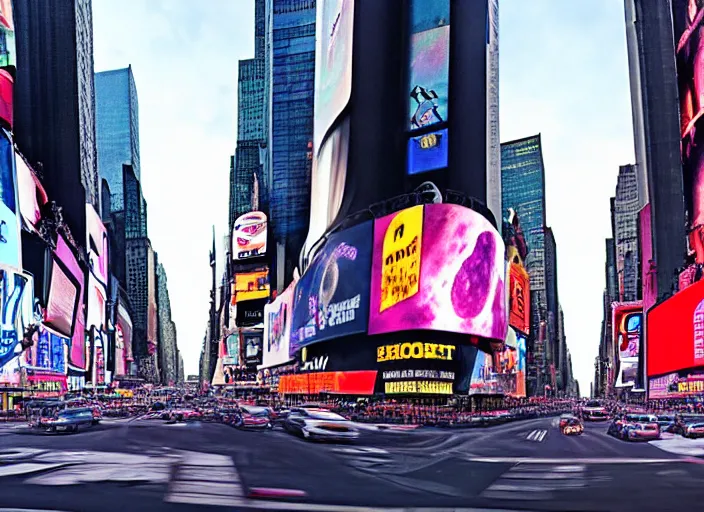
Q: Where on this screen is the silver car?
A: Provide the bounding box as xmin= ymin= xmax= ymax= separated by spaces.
xmin=284 ymin=409 xmax=359 ymax=441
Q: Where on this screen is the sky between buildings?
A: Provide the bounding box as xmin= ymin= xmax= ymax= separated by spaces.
xmin=92 ymin=0 xmax=634 ymax=392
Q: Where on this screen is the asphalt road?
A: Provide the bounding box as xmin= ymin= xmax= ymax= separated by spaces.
xmin=0 ymin=416 xmax=699 ymax=511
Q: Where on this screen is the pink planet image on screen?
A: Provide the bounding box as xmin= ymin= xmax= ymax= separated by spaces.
xmin=451 ymin=231 xmax=496 ymax=319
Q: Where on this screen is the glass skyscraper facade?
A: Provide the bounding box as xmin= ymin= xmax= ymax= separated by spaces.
xmin=501 ymin=135 xmax=547 ymax=295
xmin=95 ymin=66 xmax=140 ymax=212
xmin=267 ymin=0 xmax=316 ymax=288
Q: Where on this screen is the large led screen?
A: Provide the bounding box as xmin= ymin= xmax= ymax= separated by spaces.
xmin=612 ymin=302 xmax=642 ymax=388
xmin=232 ymin=212 xmax=267 ymax=261
xmin=236 ymin=298 xmax=267 ymax=327
xmin=117 ymin=303 xmax=133 ymax=373
xmin=647 ymin=279 xmax=704 ymax=380
xmin=243 ymin=329 xmax=263 ymax=366
xmin=25 ymin=327 xmax=66 ymax=374
xmin=291 ymin=220 xmax=372 ymax=353
xmin=673 ymin=1 xmax=704 ymax=263
xmin=0 ymin=70 xmax=11 ymax=129
xmin=408 ymin=1 xmax=450 ymax=130
xmin=56 ymin=234 xmax=87 ymax=371
xmin=223 ymin=333 xmax=239 ymax=366
xmin=0 ymin=268 xmax=31 ymax=369
xmin=516 ymin=332 xmax=527 ymax=398
xmin=234 ymin=270 xmax=270 ymax=302
xmin=313 ymin=0 xmax=354 ymax=153
xmin=15 ymin=152 xmax=47 ymax=232
xmin=468 ymin=350 xmax=501 ymax=395
xmin=44 ymin=257 xmax=80 ymax=338
xmin=0 ymin=131 xmax=19 ymax=269
xmin=304 ymin=117 xmax=350 ymax=268
xmin=0 ymin=0 xmax=15 ymax=68
xmin=369 ymin=203 xmax=506 ymax=341
xmin=262 ymin=279 xmax=295 ymax=368
xmin=508 ymin=258 xmax=530 ymax=335
xmin=278 ymin=370 xmax=377 ymax=395
xmin=407 ymin=128 xmax=448 ymax=175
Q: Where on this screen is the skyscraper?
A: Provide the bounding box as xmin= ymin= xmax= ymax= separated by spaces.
xmin=501 ymin=135 xmax=548 ymax=392
xmin=544 ymin=226 xmax=560 ymax=376
xmin=156 ymin=262 xmax=178 ymax=385
xmin=624 ymin=0 xmax=686 ymax=299
xmin=613 ymin=164 xmax=641 ymax=301
xmin=13 ymin=0 xmax=99 ymax=238
xmin=266 ymin=0 xmax=316 ymax=290
xmin=95 ymin=66 xmax=141 ymax=212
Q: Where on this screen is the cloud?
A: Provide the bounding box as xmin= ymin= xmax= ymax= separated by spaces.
xmin=93 ymin=0 xmax=255 ymax=376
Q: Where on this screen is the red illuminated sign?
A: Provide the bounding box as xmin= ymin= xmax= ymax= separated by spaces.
xmin=509 ymin=263 xmax=530 ymax=335
xmin=648 ymin=279 xmax=704 ymax=377
xmin=278 ymin=370 xmax=377 ymax=395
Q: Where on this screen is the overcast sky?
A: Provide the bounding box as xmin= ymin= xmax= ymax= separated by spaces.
xmin=92 ymin=0 xmax=633 ymax=392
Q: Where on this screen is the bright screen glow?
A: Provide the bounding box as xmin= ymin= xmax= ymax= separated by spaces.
xmin=235 ymin=270 xmax=270 ymax=302
xmin=15 ymin=152 xmax=47 ymax=231
xmin=55 ymin=235 xmax=87 ymax=371
xmin=369 ymin=203 xmax=506 ymax=341
xmin=262 ymin=279 xmax=295 ymax=368
xmin=233 ymin=212 xmax=267 ymax=260
xmin=44 ymin=260 xmax=79 ymax=338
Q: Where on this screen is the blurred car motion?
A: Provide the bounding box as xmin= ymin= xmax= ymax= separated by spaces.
xmin=44 ymin=407 xmax=98 ymax=433
xmin=284 ymin=409 xmax=359 ymax=441
xmin=582 ymin=400 xmax=609 ymax=421
xmin=560 ymin=415 xmax=584 ymax=435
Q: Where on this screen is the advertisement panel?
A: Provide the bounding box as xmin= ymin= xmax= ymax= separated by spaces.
xmin=613 ymin=302 xmax=642 ymax=388
xmin=278 ymin=370 xmax=377 ymax=395
xmin=234 ymin=270 xmax=270 ymax=302
xmin=0 ymin=268 xmax=33 ymax=369
xmin=223 ymin=333 xmax=240 ymax=366
xmin=262 ymin=279 xmax=295 ymax=369
xmin=468 ymin=350 xmax=501 ymax=395
xmin=508 ymin=258 xmax=530 ymax=335
xmin=369 ymin=203 xmax=506 ymax=341
xmin=0 ymin=71 xmax=11 ymax=130
xmin=515 ymin=332 xmax=527 ymax=398
xmin=116 ymin=303 xmax=133 ymax=374
xmin=15 ymin=152 xmax=47 ymax=232
xmin=55 ymin=234 xmax=87 ymax=370
xmin=0 ymin=0 xmax=15 ymax=68
xmin=23 ymin=327 xmax=66 ymax=374
xmin=376 ymin=340 xmax=458 ymax=395
xmin=672 ymin=1 xmax=704 ymax=262
xmin=313 ymin=0 xmax=354 ymax=154
xmin=44 ymin=257 xmax=80 ymax=338
xmin=647 ymin=279 xmax=704 ymax=386
xmin=243 ymin=329 xmax=263 ymax=366
xmin=235 ymin=298 xmax=267 ymax=327
xmin=0 ymin=131 xmax=20 ymax=269
xmin=232 ymin=212 xmax=267 ymax=261
xmin=291 ymin=221 xmax=372 ymax=352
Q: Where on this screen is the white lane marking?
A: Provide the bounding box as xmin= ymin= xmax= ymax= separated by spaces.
xmin=526 ymin=429 xmax=547 ymax=442
xmin=0 ymin=463 xmax=67 ymax=478
xmin=481 ymin=463 xmax=587 ymax=500
xmin=467 ymin=456 xmax=681 ymax=464
xmin=332 ymin=447 xmax=389 ymax=455
xmin=165 ymin=451 xmax=246 ymax=507
xmin=650 ymin=437 xmax=704 ymax=456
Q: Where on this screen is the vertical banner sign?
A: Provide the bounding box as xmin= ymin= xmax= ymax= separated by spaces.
xmin=379 ymin=205 xmax=423 ymax=312
xmin=695 ymin=300 xmax=704 ymax=366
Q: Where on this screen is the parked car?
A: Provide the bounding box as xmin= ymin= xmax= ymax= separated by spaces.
xmin=284 ymin=409 xmax=359 ymax=442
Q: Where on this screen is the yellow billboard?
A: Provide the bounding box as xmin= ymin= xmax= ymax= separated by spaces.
xmin=235 ymin=271 xmax=270 ymax=302
xmin=379 ymin=205 xmax=423 ymax=312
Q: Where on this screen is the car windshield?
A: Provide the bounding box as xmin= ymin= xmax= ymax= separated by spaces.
xmin=306 ymin=411 xmax=346 ymax=421
xmin=586 ymin=401 xmax=601 ymax=408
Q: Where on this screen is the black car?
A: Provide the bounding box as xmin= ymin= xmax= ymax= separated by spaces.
xmin=44 ymin=408 xmax=97 ymax=433
xmin=655 ymin=414 xmax=676 ymax=433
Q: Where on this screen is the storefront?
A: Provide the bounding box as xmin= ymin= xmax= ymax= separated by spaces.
xmin=278 ymin=334 xmax=485 ymax=399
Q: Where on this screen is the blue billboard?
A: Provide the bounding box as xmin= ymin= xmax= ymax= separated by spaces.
xmin=290 ymin=221 xmax=373 ymax=354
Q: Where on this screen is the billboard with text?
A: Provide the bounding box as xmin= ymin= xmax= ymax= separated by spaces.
xmin=291 ymin=221 xmax=372 ymax=353
xmin=369 ymin=203 xmax=506 ymax=341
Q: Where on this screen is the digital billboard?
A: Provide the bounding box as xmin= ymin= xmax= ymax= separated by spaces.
xmin=673 ymin=1 xmax=704 ymax=263
xmin=116 ymin=303 xmax=133 ymax=375
xmin=377 ymin=341 xmax=457 ymax=395
xmin=369 ymin=203 xmax=506 ymax=341
xmin=44 ymin=257 xmax=80 ymax=339
xmin=243 ymin=329 xmax=263 ymax=366
xmin=0 ymin=70 xmax=11 ymax=129
xmin=304 ymin=117 xmax=350 ymax=268
xmin=0 ymin=268 xmax=32 ymax=369
xmin=313 ymin=0 xmax=354 ymax=154
xmin=15 ymin=152 xmax=47 ymax=232
xmin=55 ymin=234 xmax=87 ymax=371
xmin=262 ymin=279 xmax=295 ymax=368
xmin=0 ymin=0 xmax=15 ymax=68
xmin=232 ymin=212 xmax=267 ymax=260
xmin=24 ymin=327 xmax=66 ymax=375
xmin=407 ymin=128 xmax=449 ymax=175
xmin=234 ymin=270 xmax=270 ymax=302
xmin=0 ymin=131 xmax=19 ymax=269
xmin=613 ymin=302 xmax=642 ymax=388
xmin=647 ymin=279 xmax=704 ymax=390
xmin=508 ymin=255 xmax=530 ymax=335
xmin=223 ymin=333 xmax=239 ymax=366
xmin=278 ymin=370 xmax=377 ymax=395
xmin=235 ymin=298 xmax=267 ymax=327
xmin=468 ymin=350 xmax=502 ymax=395
xmin=515 ymin=332 xmax=527 ymax=398
xmin=291 ymin=221 xmax=372 ymax=353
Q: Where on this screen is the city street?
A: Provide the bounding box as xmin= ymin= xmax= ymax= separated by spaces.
xmin=0 ymin=417 xmax=699 ymax=511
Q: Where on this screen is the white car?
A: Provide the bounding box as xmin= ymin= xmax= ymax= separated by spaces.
xmin=284 ymin=409 xmax=359 ymax=441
